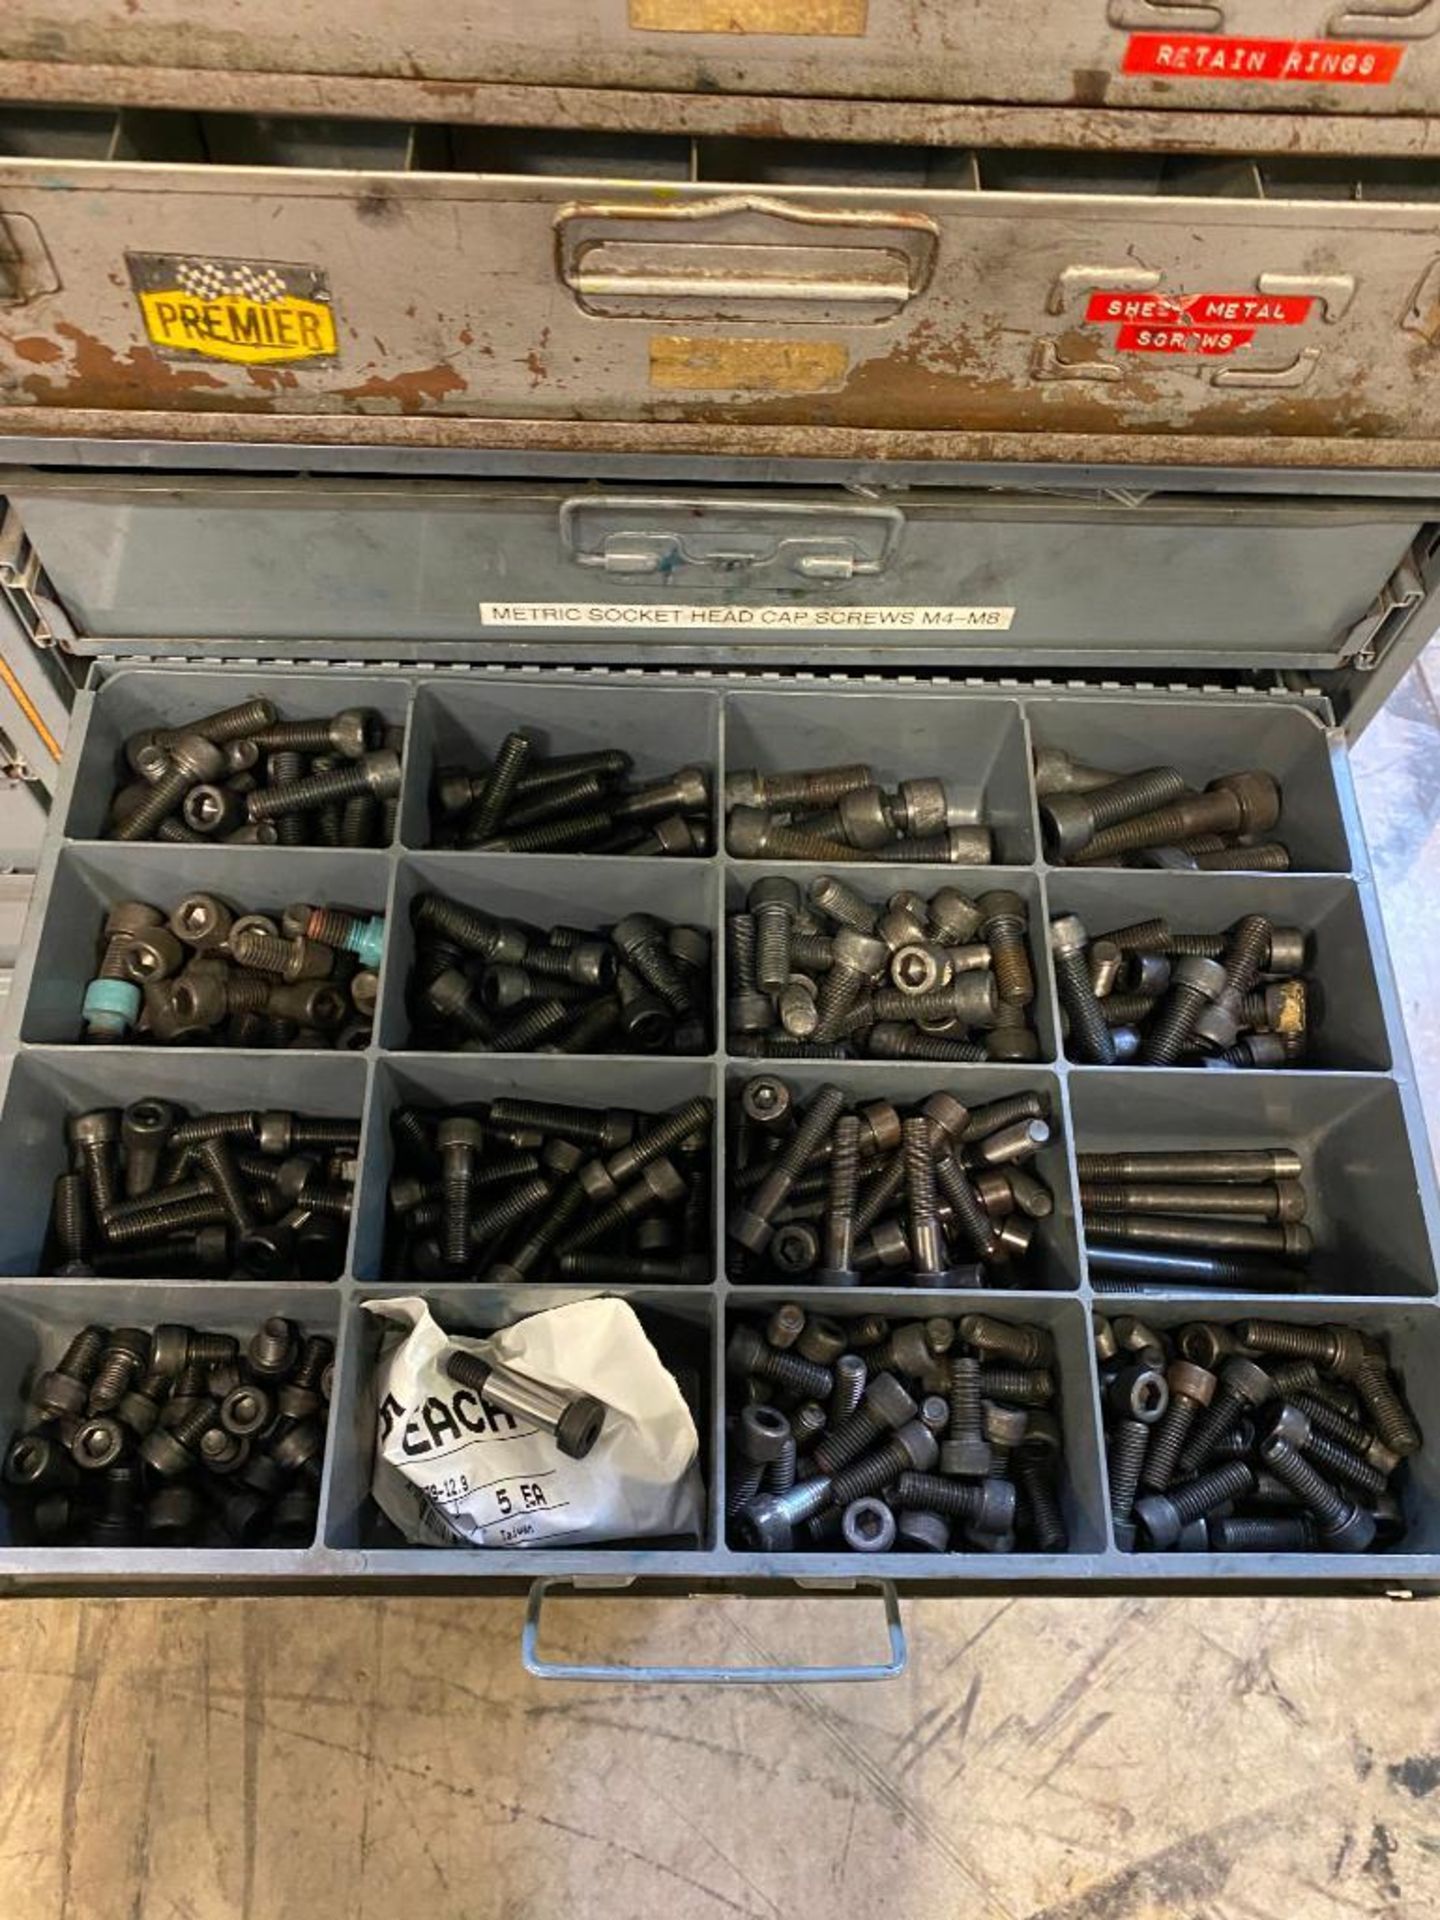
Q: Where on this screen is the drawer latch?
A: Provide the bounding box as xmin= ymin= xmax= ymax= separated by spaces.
xmin=559 ymin=494 xmax=904 ymax=582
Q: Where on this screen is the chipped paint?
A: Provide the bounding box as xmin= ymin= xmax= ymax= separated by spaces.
xmin=629 ymin=0 xmax=868 ymax=33
xmin=649 ymin=335 xmax=849 ymax=392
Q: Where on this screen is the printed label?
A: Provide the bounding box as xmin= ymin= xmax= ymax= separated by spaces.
xmin=1086 ymin=290 xmax=1312 ymax=359
xmin=1122 ymin=32 xmax=1404 ymax=85
xmin=650 ymin=336 xmax=849 ymax=393
xmin=629 ymin=0 xmax=867 ymax=34
xmin=127 ymin=253 xmax=338 ymax=366
xmin=479 ymin=603 xmax=1016 ymax=631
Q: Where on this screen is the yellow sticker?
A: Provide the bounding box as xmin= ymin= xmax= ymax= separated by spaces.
xmin=630 ymin=0 xmax=866 ymax=35
xmin=127 ymin=253 xmax=338 ymax=366
xmin=650 ymin=335 xmax=849 ymax=392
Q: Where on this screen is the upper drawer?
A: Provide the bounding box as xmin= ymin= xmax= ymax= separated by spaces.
xmin=2 ymin=123 xmax=1440 ymax=439
xmin=7 ymin=0 xmax=1440 ymax=117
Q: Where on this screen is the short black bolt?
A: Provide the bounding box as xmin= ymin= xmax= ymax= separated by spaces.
xmin=112 ymin=733 xmax=227 ymax=841
xmin=827 ymin=1420 xmax=939 ymax=1508
xmin=726 ymin=1325 xmax=833 ymax=1401
xmin=811 ymin=1374 xmax=917 ymax=1476
xmin=1135 ymin=1460 xmax=1258 ymax=1549
xmin=811 ymin=929 xmax=888 ymax=1043
xmin=1351 ymin=1355 xmax=1421 ymax=1458
xmin=1017 ymin=1419 xmax=1068 ymax=1551
xmin=195 ymin=1136 xmax=256 ymax=1233
xmin=1107 ymin=1419 xmax=1150 ymax=1540
xmin=750 ymin=876 xmax=801 ymax=994
xmin=977 ymin=891 xmax=1034 ymax=1006
xmin=140 ymin=1397 xmax=219 ymax=1477
xmin=828 ymin=1353 xmax=868 ymax=1427
xmin=1256 ymin=1433 xmax=1376 ymax=1550
xmin=1141 ymin=956 xmax=1229 ymax=1065
xmin=69 ymin=1109 xmax=122 ymax=1226
xmin=891 ymin=1471 xmax=1016 ymax=1534
xmin=87 ymin=1329 xmax=150 ymax=1414
xmin=459 ymin=730 xmax=533 ymax=843
xmin=611 ymin=914 xmax=695 ymax=1019
xmin=807 ymin=873 xmax=879 ymax=935
xmin=940 ymin=1354 xmax=991 ymax=1477
xmin=1051 ymin=914 xmax=1117 ymax=1065
xmin=248 ymin=1317 xmax=298 ymax=1379
xmin=1178 ymin=1356 xmax=1274 ymax=1477
xmin=730 ymin=1082 xmax=845 ymax=1255
xmin=50 ymin=1173 xmax=93 ymax=1275
xmin=1208 ymin=1514 xmax=1318 ymax=1551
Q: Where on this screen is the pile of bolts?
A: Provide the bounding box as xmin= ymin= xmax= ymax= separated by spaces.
xmin=386 ymin=1095 xmax=712 ymax=1282
xmin=105 ymin=698 xmax=402 ymax=847
xmin=1049 ymin=911 xmax=1311 ymax=1068
xmin=1037 ymin=747 xmax=1289 ymax=870
xmin=725 ymin=762 xmax=996 ymax=865
xmin=43 ymin=1103 xmax=358 ymax=1280
xmin=729 ymin=1079 xmax=1055 ymax=1285
xmin=1080 ymin=1146 xmax=1314 ymax=1293
xmin=3 ymin=1317 xmax=332 ymax=1547
xmin=408 ymin=888 xmax=711 ymax=1054
xmin=1097 ymin=1314 xmax=1420 ymax=1552
xmin=728 ymin=874 xmax=1040 ymax=1062
xmin=429 ymin=733 xmax=712 ymax=854
xmin=727 ymin=1307 xmax=1067 ymax=1554
xmin=81 ymin=893 xmax=384 ymax=1049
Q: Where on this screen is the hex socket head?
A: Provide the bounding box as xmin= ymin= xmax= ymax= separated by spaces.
xmin=864 ymin=1373 xmax=918 ymax=1430
xmin=1040 ymin=794 xmax=1097 ymax=860
xmin=330 ymin=708 xmax=381 ymax=759
xmin=747 ymin=875 xmax=800 ymax=915
xmin=1261 ymin=1401 xmax=1311 ymax=1449
xmin=739 ymin=1404 xmax=791 ymax=1464
xmin=1322 ymin=1502 xmax=1377 ymax=1553
xmin=170 ymin=893 xmax=233 ymax=950
xmin=837 ymin=786 xmax=896 ymax=850
xmin=895 ymin=1420 xmax=941 ymax=1473
xmin=734 ymin=1493 xmax=795 ymax=1553
xmin=771 ymin=1223 xmax=819 ymax=1272
xmin=1222 ymin=1356 xmax=1276 ymax=1406
xmin=1166 ymin=1360 xmax=1217 ymax=1407
xmin=1048 ymin=913 xmax=1089 ymax=960
xmin=939 ymin=1438 xmax=992 ymax=1478
xmin=983 ymin=1404 xmax=1029 ymax=1448
xmin=977 ymin=890 xmax=1025 ymax=928
xmin=1266 ymin=927 xmax=1309 ymax=976
xmin=436 ymin=1116 xmax=486 ymax=1155
xmin=1322 ymin=1324 xmax=1368 ymax=1379
xmin=1134 ymin=1493 xmax=1183 ymax=1549
xmin=1209 ymin=770 xmax=1281 ymax=835
xmin=974 ymin=1478 xmax=1019 ymax=1535
xmin=68 ymin=1108 xmax=120 ymax=1150
xmin=123 ymin=1098 xmax=176 ymax=1148
xmin=169 ymin=734 xmax=227 ymax=783
xmin=831 ymin=928 xmax=890 ymax=979
xmin=1172 ymin=955 xmax=1229 ymax=1002
xmin=1107 ymin=1365 xmax=1169 ymax=1425
xmin=725 ymin=806 xmax=774 ymax=858
xmin=1193 ymin=988 xmax=1244 ymax=1051
xmin=358 ymin=749 xmax=403 ymax=798
xmin=842 ymin=1498 xmax=897 ymax=1553
xmin=919 ymin=1091 xmax=969 ymax=1145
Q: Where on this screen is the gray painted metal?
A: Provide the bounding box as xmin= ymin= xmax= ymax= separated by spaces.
xmin=0 ymin=659 xmax=1437 ymax=1598
xmin=2 ymin=126 xmax=1440 ymax=441
xmin=6 ymin=0 xmax=1440 ymax=117
xmin=0 ymin=474 xmax=1429 ymax=685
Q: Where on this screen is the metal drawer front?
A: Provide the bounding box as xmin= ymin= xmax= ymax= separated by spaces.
xmin=3 ymin=158 xmax=1440 ymax=439
xmin=2 ymin=475 xmax=1428 ymax=673
xmin=7 ymin=0 xmax=1440 ymax=116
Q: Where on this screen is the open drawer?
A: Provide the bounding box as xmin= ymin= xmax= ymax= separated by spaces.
xmin=0 ymin=455 xmax=1437 ymax=1600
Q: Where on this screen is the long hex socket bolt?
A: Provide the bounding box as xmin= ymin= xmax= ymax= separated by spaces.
xmin=50 ymin=1173 xmax=93 ymax=1275
xmin=941 ymin=1355 xmax=991 ymax=1476
xmin=1177 ymin=1357 xmax=1274 ymax=1477
xmin=1141 ymin=956 xmax=1230 ymax=1065
xmin=816 ymin=1113 xmax=862 ymax=1286
xmin=812 ymin=930 xmax=888 ymax=1042
xmin=110 ymin=735 xmax=228 ymax=842
xmin=1016 ymin=1421 xmax=1068 ymax=1551
xmin=726 ymin=913 xmax=771 ymax=1036
xmin=248 ymin=749 xmax=401 ymax=824
xmin=1050 ymin=914 xmax=1117 ymax=1065
xmin=1075 ymin=772 xmax=1282 ymax=865
xmin=437 ymin=1117 xmax=486 ymax=1267
xmin=457 ymin=730 xmax=533 ymax=845
xmin=1087 ymin=1215 xmax=1312 ymax=1261
xmin=70 ymin=1111 xmax=122 ymax=1224
xmin=726 ymin=764 xmax=874 ymax=811
xmin=1139 ymin=1362 xmax=1218 ymax=1492
xmin=730 ymin=1083 xmax=846 ymax=1254
xmin=1133 ymin=1460 xmax=1258 ymax=1549
xmin=145 ymin=697 xmax=276 ymax=754
xmin=251 ymin=707 xmax=379 ymax=760
xmin=894 ymin=1472 xmax=1016 ymax=1535
xmin=1078 ymin=1148 xmax=1303 ymax=1183
xmin=1042 ymin=766 xmax=1187 ymax=861
xmin=444 ymin=1349 xmax=606 ymax=1460
xmin=1255 ymin=1427 xmax=1375 ymax=1551
xmin=1033 ymin=746 xmax=1126 ymax=797
xmin=977 ymin=892 xmax=1033 ymax=1006
xmin=611 ymin=914 xmax=695 ymax=1017
xmin=1353 ymin=1349 xmax=1423 ymax=1457
xmin=811 ymin=1375 xmax=917 ymax=1476
xmin=902 ymin=1116 xmax=950 ymax=1279
xmin=750 ymin=877 xmax=800 ymax=995
xmin=579 ymin=1096 xmax=713 ymax=1204
xmin=1081 ymin=1180 xmax=1306 ymax=1221
xmin=556 ymin=1159 xmax=686 ymax=1256
xmin=808 ymin=874 xmax=879 ymax=935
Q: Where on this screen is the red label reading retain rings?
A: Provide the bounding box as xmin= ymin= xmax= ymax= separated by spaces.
xmin=1122 ymin=33 xmax=1404 ymax=85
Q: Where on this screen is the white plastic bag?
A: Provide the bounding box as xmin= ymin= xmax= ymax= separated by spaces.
xmin=365 ymin=1295 xmax=704 ymax=1548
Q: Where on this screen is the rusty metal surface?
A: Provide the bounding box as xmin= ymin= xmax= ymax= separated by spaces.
xmin=0 ymin=159 xmax=1438 ymax=441
xmin=6 ymin=0 xmax=1440 ymax=115
xmin=8 ymin=62 xmax=1440 ymax=157
xmin=5 ymin=404 xmax=1440 ymax=473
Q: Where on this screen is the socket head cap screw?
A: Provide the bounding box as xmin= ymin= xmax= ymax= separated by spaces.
xmin=866 ymin=1374 xmax=918 ymax=1429
xmin=1048 ymin=914 xmax=1089 ymax=959
xmin=896 ymin=1420 xmax=941 ymax=1473
xmin=830 ymin=929 xmax=889 ymax=978
xmin=72 ymin=1417 xmax=126 ymax=1470
xmin=1209 ymin=770 xmax=1281 ymax=835
xmin=842 ymin=1498 xmax=896 ymax=1553
xmin=1266 ymin=927 xmax=1309 ymax=976
xmin=983 ymin=1405 xmax=1029 ymax=1449
xmin=1322 ymin=1502 xmax=1377 ymax=1554
xmin=1106 ymin=1365 xmax=1169 ymax=1425
xmin=747 ymin=876 xmax=800 ymax=914
xmin=1134 ymin=1493 xmax=1183 ymax=1549
xmin=1171 ymin=955 xmax=1229 ymax=1002
xmin=1167 ymin=1361 xmax=1217 ymax=1406
xmin=69 ymin=1108 xmax=120 ymax=1150
xmin=436 ymin=1117 xmax=486 ymax=1154
xmin=1260 ymin=1402 xmax=1311 ymax=1449
xmin=734 ymin=1494 xmax=796 ymax=1553
xmin=725 ymin=806 xmax=773 ymax=857
xmin=1222 ymin=1356 xmax=1277 ymax=1406
xmin=739 ymin=1405 xmax=791 ymax=1464
xmin=169 ymin=734 xmax=227 ymax=782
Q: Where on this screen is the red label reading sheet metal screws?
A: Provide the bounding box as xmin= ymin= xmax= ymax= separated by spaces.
xmin=1086 ymin=291 xmax=1313 ymax=357
xmin=1123 ymin=33 xmax=1404 ymax=85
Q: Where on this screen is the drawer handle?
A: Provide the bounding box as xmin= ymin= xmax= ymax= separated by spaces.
xmin=1107 ymin=0 xmax=1224 ymax=28
xmin=1211 ymin=346 xmax=1321 ymax=388
xmin=558 ymin=493 xmax=904 ymax=580
xmin=521 ymin=1575 xmax=906 ymax=1684
xmin=555 ymin=194 xmax=938 ymax=324
xmin=1330 ymin=0 xmax=1440 ymax=39
xmin=1031 ymin=339 xmax=1124 ymax=384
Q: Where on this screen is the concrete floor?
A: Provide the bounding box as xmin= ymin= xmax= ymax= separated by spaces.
xmin=3 ymin=671 xmax=1440 ymax=1920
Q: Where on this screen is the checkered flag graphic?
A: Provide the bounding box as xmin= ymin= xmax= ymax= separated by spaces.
xmin=175 ymin=260 xmax=288 ymax=303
